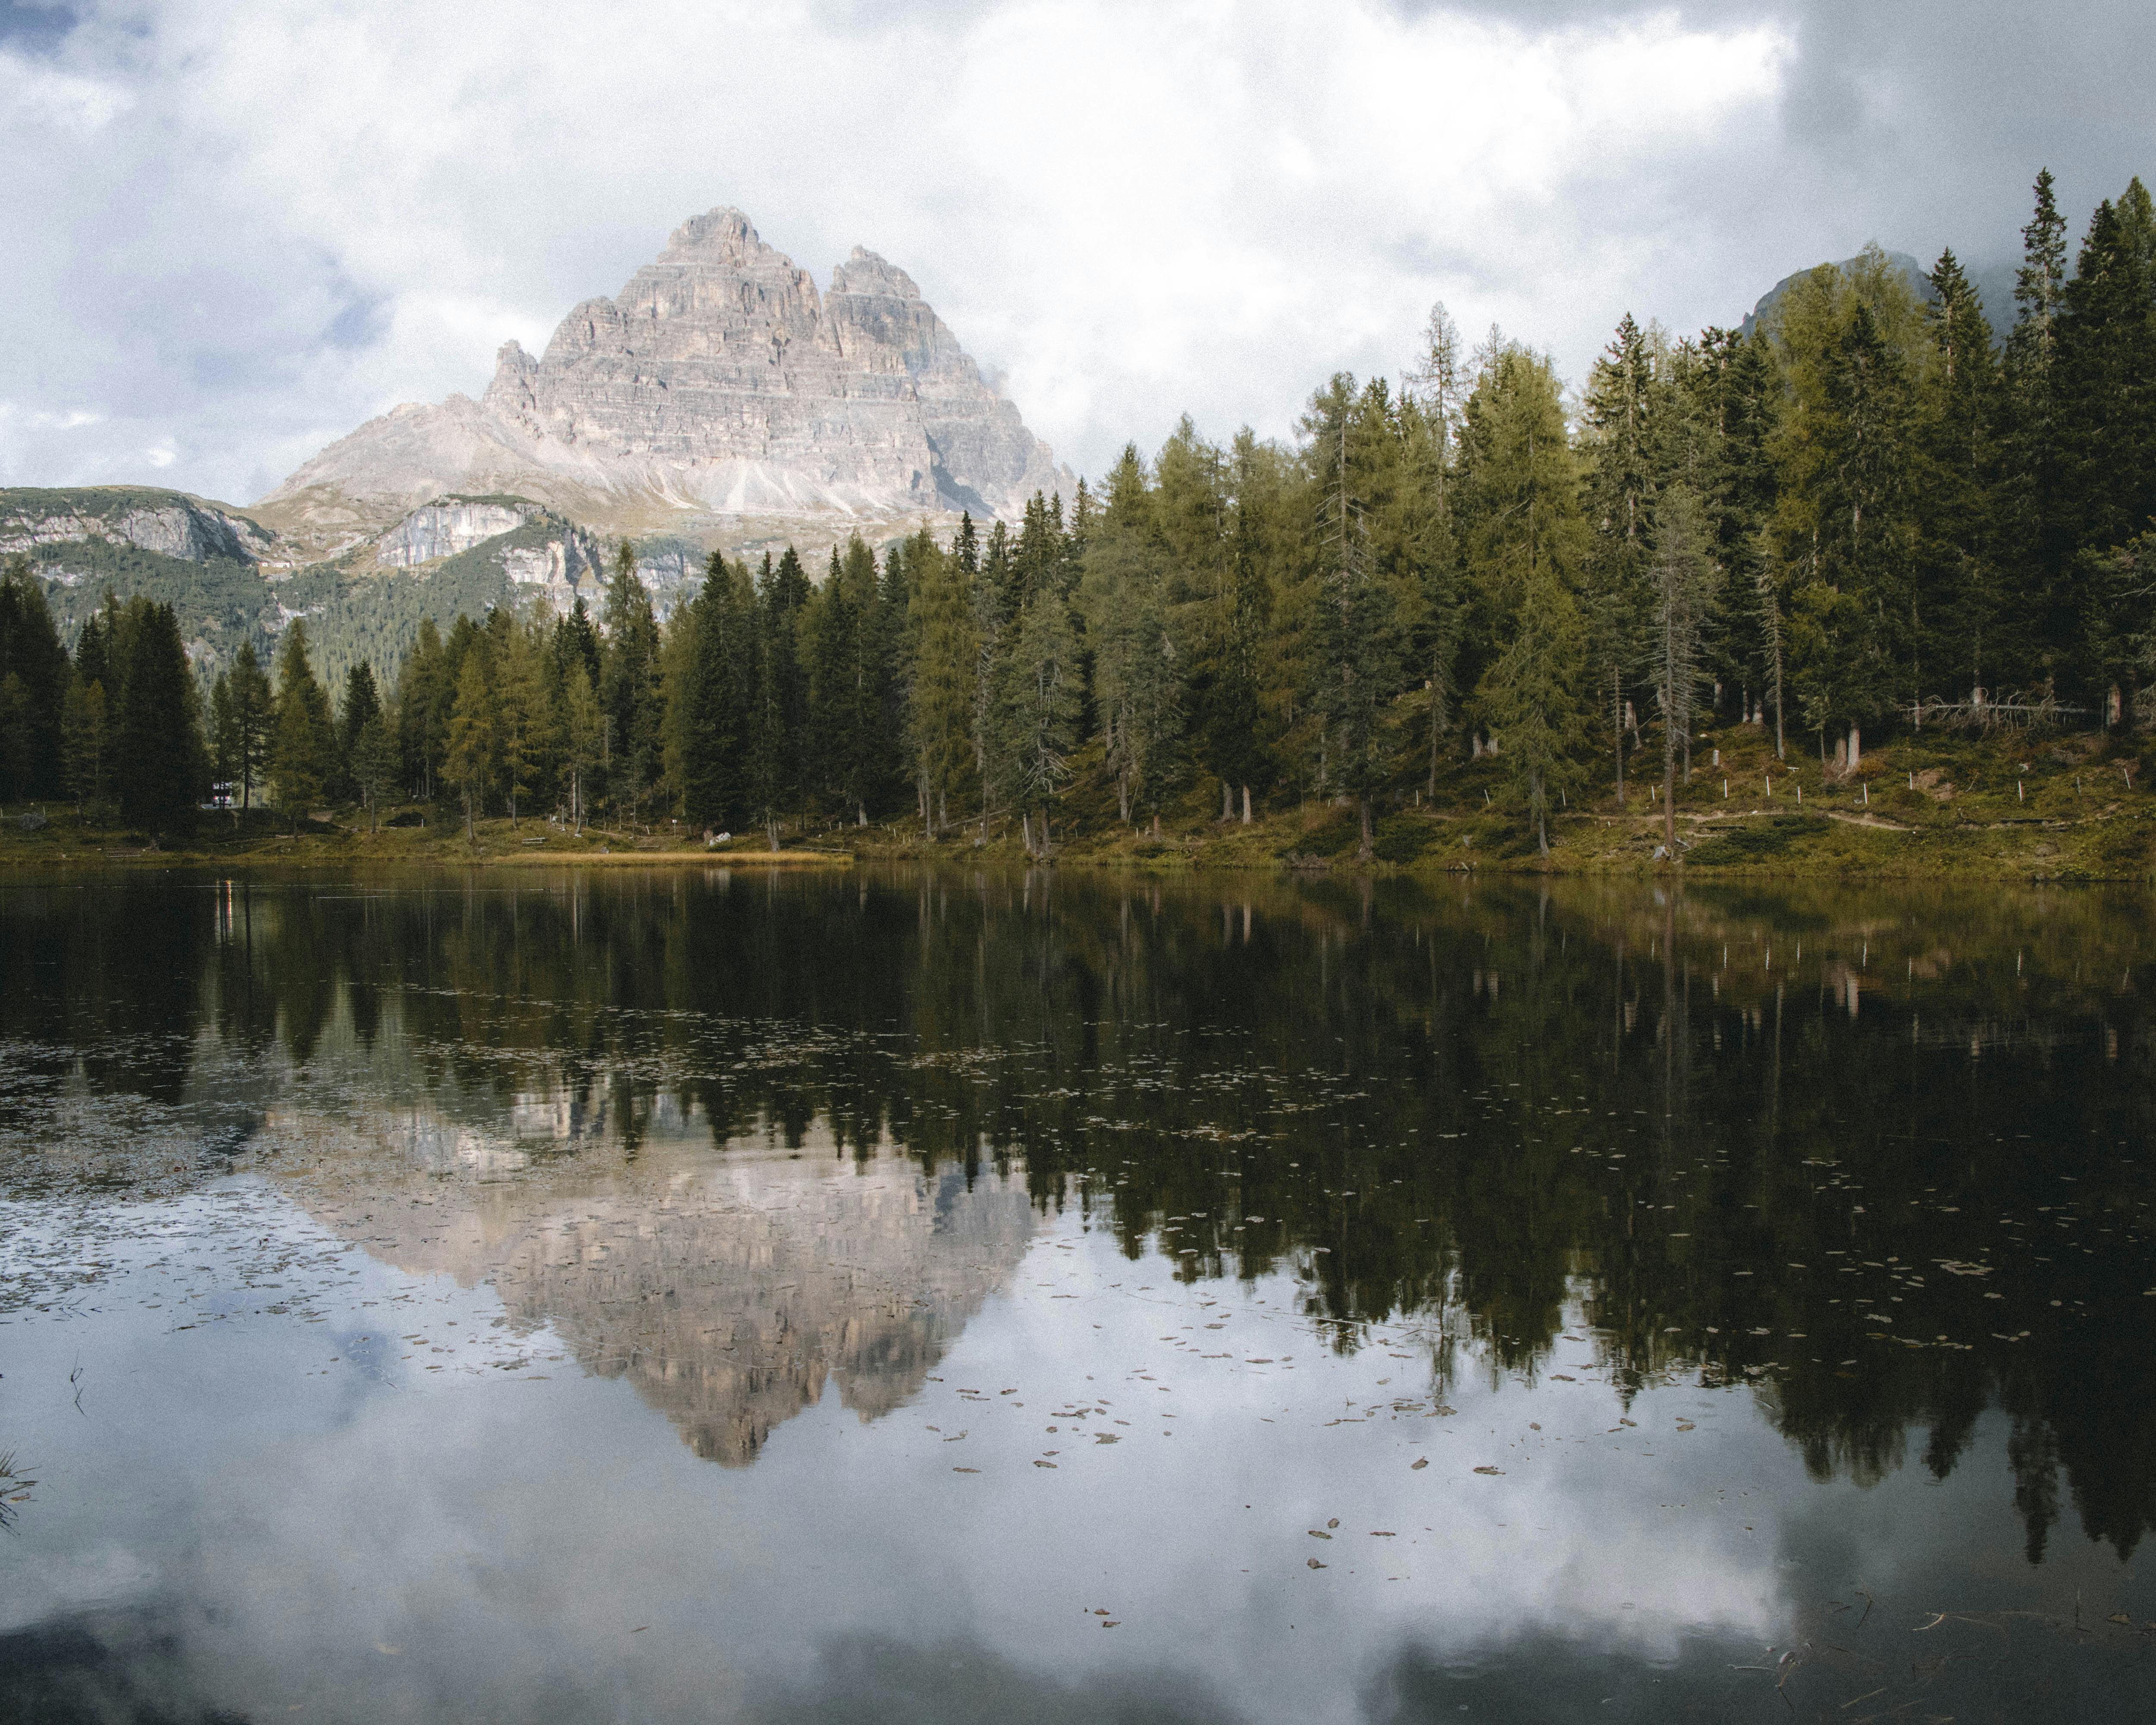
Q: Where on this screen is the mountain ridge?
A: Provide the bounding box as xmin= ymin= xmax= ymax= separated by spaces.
xmin=254 ymin=207 xmax=1075 ymax=561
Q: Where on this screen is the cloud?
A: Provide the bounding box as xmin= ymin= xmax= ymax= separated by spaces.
xmin=0 ymin=0 xmax=2150 ymax=508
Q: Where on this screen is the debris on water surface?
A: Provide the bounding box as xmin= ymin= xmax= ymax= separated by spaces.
xmin=1307 ymin=1558 xmax=1326 ymax=1569
xmin=1474 ymin=1466 xmax=1504 ymax=1475
xmin=1410 ymin=1458 xmax=1429 ymax=1469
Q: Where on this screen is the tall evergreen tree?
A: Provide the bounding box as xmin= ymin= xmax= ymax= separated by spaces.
xmin=601 ymin=545 xmax=664 ymax=819
xmin=269 ymin=622 xmax=335 ymax=828
xmin=0 ymin=555 xmax=69 ymax=800
xmin=114 ymin=600 xmax=204 ymax=841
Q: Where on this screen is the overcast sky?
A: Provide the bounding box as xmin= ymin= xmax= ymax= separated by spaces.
xmin=2 ymin=0 xmax=2151 ymax=508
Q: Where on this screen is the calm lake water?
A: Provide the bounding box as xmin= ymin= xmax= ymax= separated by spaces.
xmin=3 ymin=866 xmax=2154 ymax=1724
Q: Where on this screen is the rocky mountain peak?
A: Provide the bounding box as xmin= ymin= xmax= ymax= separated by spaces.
xmin=829 ymin=247 xmax=923 ymax=302
xmin=255 ymin=206 xmax=1072 ymax=558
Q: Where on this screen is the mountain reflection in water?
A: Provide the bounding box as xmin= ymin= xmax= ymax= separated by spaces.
xmin=3 ymin=866 xmax=2156 ymax=1724
xmin=276 ymin=1103 xmax=1037 ymax=1463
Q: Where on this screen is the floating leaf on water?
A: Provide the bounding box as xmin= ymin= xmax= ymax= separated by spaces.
xmin=952 ymin=1467 xmax=980 ymax=1474
xmin=1308 ymin=1530 xmax=1332 ymax=1539
xmin=1473 ymin=1466 xmax=1504 ymax=1476
xmin=1327 ymin=1517 xmax=1339 ymax=1528
xmin=1033 ymin=1460 xmax=1057 ymax=1469
xmin=1410 ymin=1458 xmax=1429 ymax=1470
xmin=1307 ymin=1558 xmax=1326 ymax=1569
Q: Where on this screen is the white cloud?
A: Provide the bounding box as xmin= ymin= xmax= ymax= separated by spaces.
xmin=0 ymin=0 xmax=2148 ymax=507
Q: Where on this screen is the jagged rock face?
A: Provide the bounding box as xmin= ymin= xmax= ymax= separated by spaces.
xmin=370 ymin=494 xmax=616 ymax=613
xmin=374 ymin=497 xmax=532 ymax=567
xmin=259 ymin=208 xmax=1072 ymax=553
xmin=0 ymin=487 xmax=275 ymax=565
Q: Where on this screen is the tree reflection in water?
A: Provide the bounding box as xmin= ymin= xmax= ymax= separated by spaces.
xmin=3 ymin=866 xmax=2152 ymax=1563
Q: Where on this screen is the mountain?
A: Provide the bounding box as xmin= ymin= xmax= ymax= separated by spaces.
xmin=1741 ymin=249 xmax=2019 ymax=342
xmin=256 ymin=208 xmax=1075 ymax=560
xmin=0 ymin=485 xmax=275 ymax=565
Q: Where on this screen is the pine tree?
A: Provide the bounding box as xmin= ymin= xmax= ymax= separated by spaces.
xmin=336 ymin=661 xmax=383 ymax=799
xmin=1310 ymin=401 xmax=1399 ymax=860
xmin=1918 ymin=248 xmax=2004 ymax=701
xmin=806 ymin=548 xmax=859 ymax=818
xmin=269 ymin=622 xmax=335 ymax=828
xmin=494 ymin=619 xmax=549 ymax=825
xmin=222 ymin=640 xmax=274 ymax=810
xmin=561 ymin=660 xmax=603 ymax=835
xmin=443 ymin=652 xmax=498 ymax=840
xmin=0 ymin=555 xmax=69 ymax=799
xmin=745 ymin=550 xmax=811 ymax=844
xmin=1480 ymin=562 xmax=1589 ymax=857
xmin=601 ymin=545 xmax=664 ymax=819
xmin=1581 ymin=313 xmax=1666 ymax=804
xmin=995 ymin=588 xmax=1081 ymax=854
xmin=2002 ymin=168 xmax=2073 ymax=660
xmin=1648 ymin=486 xmax=1717 ymax=851
xmin=1460 ymin=340 xmax=1589 ymax=780
xmin=114 ymin=600 xmax=204 ymax=842
xmin=677 ymin=553 xmax=756 ymax=831
xmin=61 ymin=676 xmax=111 ymax=814
xmin=351 ymin=715 xmax=397 ymax=831
xmin=2055 ymin=179 xmax=2156 ymax=710
xmin=905 ymin=533 xmax=976 ymax=836
xmin=0 ymin=674 xmax=29 ymax=803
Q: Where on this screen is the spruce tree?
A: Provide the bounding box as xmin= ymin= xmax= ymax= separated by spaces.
xmin=443 ymin=652 xmax=498 ymax=840
xmin=0 ymin=555 xmax=69 ymax=799
xmin=601 ymin=545 xmax=664 ymax=819
xmin=269 ymin=622 xmax=335 ymax=828
xmin=337 ymin=661 xmax=383 ymax=798
xmin=905 ymin=534 xmax=976 ymax=835
xmin=114 ymin=601 xmax=204 ymax=841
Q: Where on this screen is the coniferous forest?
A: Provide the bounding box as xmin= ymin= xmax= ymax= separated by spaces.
xmin=5 ymin=169 xmax=2156 ymax=857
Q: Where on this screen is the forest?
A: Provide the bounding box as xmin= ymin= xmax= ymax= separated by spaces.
xmin=3 ymin=168 xmax=2155 ymax=857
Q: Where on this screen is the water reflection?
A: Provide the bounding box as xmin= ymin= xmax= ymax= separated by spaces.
xmin=278 ymin=1103 xmax=1037 ymax=1463
xmin=4 ymin=867 xmax=2156 ymax=1722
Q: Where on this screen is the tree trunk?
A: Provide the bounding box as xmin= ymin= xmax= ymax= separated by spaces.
xmin=1241 ymin=784 xmax=1252 ymax=825
xmin=1847 ymin=723 xmax=1861 ymax=773
xmin=1662 ymin=737 xmax=1676 ymax=857
xmin=1357 ymin=793 xmax=1374 ymax=862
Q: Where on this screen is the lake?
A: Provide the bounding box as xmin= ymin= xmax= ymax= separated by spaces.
xmin=2 ymin=866 xmax=2153 ymax=1724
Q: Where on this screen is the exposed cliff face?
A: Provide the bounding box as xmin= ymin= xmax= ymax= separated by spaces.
xmin=258 ymin=208 xmax=1073 ymax=557
xmin=0 ymin=486 xmax=276 ymax=565
xmin=370 ymin=494 xmax=617 ymax=614
xmin=374 ymin=497 xmax=533 ymax=567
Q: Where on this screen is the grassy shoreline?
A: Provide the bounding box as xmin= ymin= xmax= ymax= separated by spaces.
xmin=5 ymin=722 xmax=2151 ymax=882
